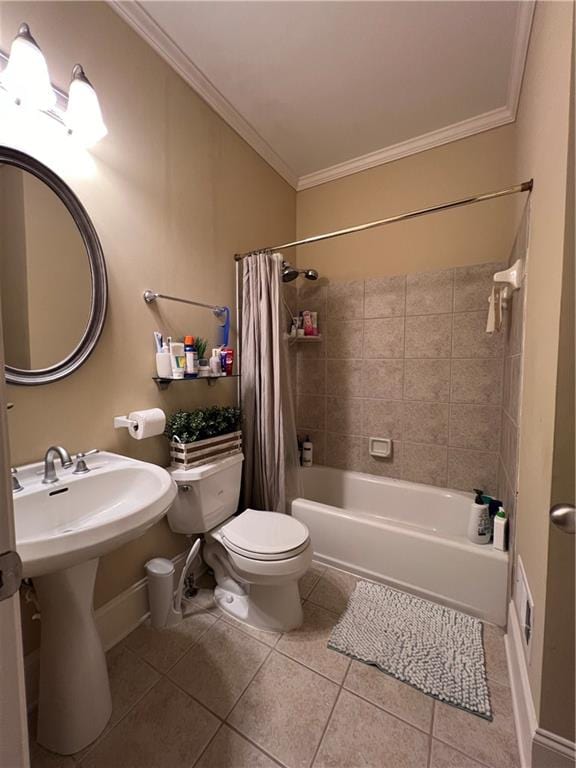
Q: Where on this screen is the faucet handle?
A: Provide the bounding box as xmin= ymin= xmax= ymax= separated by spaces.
xmin=73 ymin=449 xmax=99 ymax=474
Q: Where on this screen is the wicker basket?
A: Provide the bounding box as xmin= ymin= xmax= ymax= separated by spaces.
xmin=170 ymin=430 xmax=242 ymax=469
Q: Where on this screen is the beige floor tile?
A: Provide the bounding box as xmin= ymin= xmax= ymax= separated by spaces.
xmin=220 ymin=613 xmax=282 ymax=647
xmin=169 ymin=621 xmax=270 ymax=718
xmin=72 ymin=644 xmax=161 ymax=761
xmin=307 ymin=568 xmax=359 ymax=614
xmin=433 ymin=680 xmax=519 ymax=768
xmin=276 ymin=602 xmax=350 ymax=683
xmin=313 ymin=690 xmax=429 ymax=768
xmin=483 ymin=623 xmax=510 ymax=686
xmin=124 ymin=609 xmax=218 ymax=672
xmin=78 ymin=679 xmax=219 ymax=768
xmin=430 ymin=739 xmax=489 ymax=768
xmin=30 ymin=741 xmax=75 ymax=768
xmin=299 ymin=563 xmax=326 ymax=599
xmin=195 ymin=725 xmax=279 ymax=768
xmin=344 ymin=660 xmax=434 ymax=732
xmin=228 ymin=651 xmax=339 ymax=768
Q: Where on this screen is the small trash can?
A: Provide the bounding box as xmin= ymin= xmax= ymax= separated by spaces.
xmin=145 ymin=558 xmax=175 ymax=629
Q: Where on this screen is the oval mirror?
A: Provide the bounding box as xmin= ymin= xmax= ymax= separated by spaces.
xmin=0 ymin=147 xmax=107 ymax=385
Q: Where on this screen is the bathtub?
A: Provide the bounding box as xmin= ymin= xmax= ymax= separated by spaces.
xmin=292 ymin=465 xmax=508 ymax=626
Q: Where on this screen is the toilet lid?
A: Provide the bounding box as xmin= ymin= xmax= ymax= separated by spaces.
xmin=220 ymin=509 xmax=309 ymax=558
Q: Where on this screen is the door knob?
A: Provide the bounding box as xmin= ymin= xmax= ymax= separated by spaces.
xmin=550 ymin=504 xmax=576 ymax=534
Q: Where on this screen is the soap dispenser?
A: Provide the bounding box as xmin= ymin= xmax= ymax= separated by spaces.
xmin=467 ymin=489 xmax=491 ymax=545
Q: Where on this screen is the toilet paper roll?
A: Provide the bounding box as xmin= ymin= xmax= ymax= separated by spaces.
xmin=127 ymin=408 xmax=166 ymax=440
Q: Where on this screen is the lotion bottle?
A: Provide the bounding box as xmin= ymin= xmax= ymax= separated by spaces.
xmin=302 ymin=436 xmax=313 ymax=467
xmin=467 ymin=489 xmax=491 ymax=545
xmin=493 ymin=507 xmax=508 ymax=551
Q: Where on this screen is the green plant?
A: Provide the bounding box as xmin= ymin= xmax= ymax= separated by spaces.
xmin=194 ymin=336 xmax=208 ymax=361
xmin=165 ymin=406 xmax=241 ymax=443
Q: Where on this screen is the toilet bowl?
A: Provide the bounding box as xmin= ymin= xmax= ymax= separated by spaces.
xmin=167 ymin=454 xmax=312 ymax=632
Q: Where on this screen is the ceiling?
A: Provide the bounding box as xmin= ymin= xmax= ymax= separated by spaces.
xmin=113 ymin=1 xmax=534 ymax=190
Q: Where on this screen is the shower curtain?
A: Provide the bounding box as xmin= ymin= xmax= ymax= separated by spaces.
xmin=241 ymin=251 xmax=300 ymax=513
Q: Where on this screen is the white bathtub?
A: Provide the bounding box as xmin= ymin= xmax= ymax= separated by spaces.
xmin=292 ymin=465 xmax=508 ymax=626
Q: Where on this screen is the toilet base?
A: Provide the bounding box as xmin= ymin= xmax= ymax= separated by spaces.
xmin=215 ymin=582 xmax=303 ymax=633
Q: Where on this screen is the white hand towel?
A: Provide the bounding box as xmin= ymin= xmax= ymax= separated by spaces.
xmin=486 ymin=286 xmax=502 ymax=334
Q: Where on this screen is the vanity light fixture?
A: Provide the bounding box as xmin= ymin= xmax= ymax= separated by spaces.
xmin=64 ymin=65 xmax=108 ymax=147
xmin=0 ymin=23 xmax=55 ymax=110
xmin=0 ymin=22 xmax=107 ymax=148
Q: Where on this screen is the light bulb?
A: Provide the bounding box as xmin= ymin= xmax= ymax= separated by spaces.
xmin=0 ymin=23 xmax=55 ymax=110
xmin=64 ymin=64 xmax=107 ymax=147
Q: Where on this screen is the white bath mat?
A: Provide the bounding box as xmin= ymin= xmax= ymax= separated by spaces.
xmin=328 ymin=580 xmax=492 ymax=720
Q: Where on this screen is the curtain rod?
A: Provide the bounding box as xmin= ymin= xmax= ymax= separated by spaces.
xmin=234 ymin=179 xmax=533 ymax=261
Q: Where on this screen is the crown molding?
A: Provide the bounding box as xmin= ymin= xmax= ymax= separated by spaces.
xmin=110 ymin=1 xmax=299 ymax=189
xmin=296 ymin=105 xmax=515 ymax=191
xmin=110 ymin=0 xmax=534 ymax=193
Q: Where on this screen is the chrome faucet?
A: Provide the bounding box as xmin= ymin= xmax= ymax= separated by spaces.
xmin=42 ymin=446 xmax=73 ymax=484
xmin=11 ymin=468 xmax=23 ymax=492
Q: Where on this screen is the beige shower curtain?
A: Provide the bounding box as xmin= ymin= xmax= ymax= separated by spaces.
xmin=241 ymin=251 xmax=300 ymax=513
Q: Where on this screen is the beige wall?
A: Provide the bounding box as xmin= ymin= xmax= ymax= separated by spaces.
xmin=22 ymin=173 xmax=91 ymax=368
xmin=296 ymin=124 xmax=521 ymax=281
xmin=0 ymin=165 xmax=31 ymax=368
xmin=511 ymin=0 xmax=573 ymax=722
xmin=0 ymin=1 xmax=295 ymax=654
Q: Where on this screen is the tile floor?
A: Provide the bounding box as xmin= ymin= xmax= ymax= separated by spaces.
xmin=30 ymin=563 xmax=520 ymax=768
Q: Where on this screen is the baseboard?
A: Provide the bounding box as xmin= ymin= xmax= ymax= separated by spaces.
xmin=506 ymin=600 xmax=538 ymax=768
xmin=24 ymin=550 xmax=189 ymax=712
xmin=532 ymin=729 xmax=576 ymax=768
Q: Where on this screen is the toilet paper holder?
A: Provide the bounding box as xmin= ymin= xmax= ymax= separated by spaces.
xmin=114 ymin=415 xmax=138 ymax=430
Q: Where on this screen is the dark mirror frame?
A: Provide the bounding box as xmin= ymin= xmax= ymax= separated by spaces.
xmin=0 ymin=146 xmax=107 ymax=385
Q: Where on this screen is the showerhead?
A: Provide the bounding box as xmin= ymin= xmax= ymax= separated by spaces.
xmin=303 ymin=269 xmax=319 ymax=281
xmin=281 ymin=262 xmax=299 ymax=282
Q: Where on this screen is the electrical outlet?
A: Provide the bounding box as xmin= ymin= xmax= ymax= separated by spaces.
xmin=514 ymin=556 xmax=534 ymax=659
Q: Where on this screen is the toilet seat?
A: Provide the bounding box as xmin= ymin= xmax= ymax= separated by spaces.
xmin=219 ymin=508 xmax=310 ymax=562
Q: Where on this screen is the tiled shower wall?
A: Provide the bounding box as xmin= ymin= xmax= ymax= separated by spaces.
xmin=293 ymin=261 xmax=511 ymax=494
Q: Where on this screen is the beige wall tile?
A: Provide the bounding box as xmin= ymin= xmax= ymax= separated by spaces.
xmin=402 ymin=443 xmax=448 ymax=486
xmin=364 ymin=275 xmax=406 ymax=318
xmin=454 ymin=262 xmax=504 ymax=312
xmin=326 ymin=397 xmax=362 ymax=435
xmin=326 ymin=319 xmax=363 ymax=358
xmin=403 ymin=402 xmax=449 ymax=445
xmin=449 ymin=404 xmax=502 ymax=451
xmin=452 ymin=310 xmax=505 ymax=358
xmin=363 ymin=317 xmax=405 ymax=358
xmin=325 ymin=432 xmax=364 ymax=471
xmin=362 ymin=440 xmax=403 ymax=479
xmin=404 ymin=359 xmax=451 ymax=402
xmin=502 ymin=354 xmax=522 ymax=425
xmin=326 ymin=359 xmax=363 ymax=397
xmin=296 ymin=338 xmax=326 ymax=359
xmin=327 ymin=280 xmax=364 ymax=319
xmin=406 ymin=269 xmax=454 ymax=315
xmin=447 ymin=448 xmax=499 ymax=494
xmin=297 ymin=394 xmax=326 ymax=431
xmin=499 ymin=413 xmax=519 ymax=489
xmin=298 ymin=282 xmax=327 ymax=315
xmin=362 ymin=399 xmax=404 ymax=438
xmin=405 ymin=314 xmax=452 ymax=358
xmin=451 ymin=359 xmax=504 ymax=405
xmin=362 ymin=359 xmax=404 ymax=399
xmin=297 ymin=358 xmax=326 ymax=394
xmin=503 ymin=283 xmax=525 ymax=356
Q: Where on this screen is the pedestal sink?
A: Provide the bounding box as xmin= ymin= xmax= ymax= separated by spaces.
xmin=13 ymin=451 xmax=177 ymax=755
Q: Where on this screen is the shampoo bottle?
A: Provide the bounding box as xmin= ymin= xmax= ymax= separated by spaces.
xmin=184 ymin=336 xmax=198 ymax=377
xmin=302 ymin=436 xmax=313 ymax=467
xmin=467 ymin=489 xmax=491 ymax=544
xmin=209 ymin=348 xmax=222 ymax=376
xmin=493 ymin=507 xmax=508 ymax=551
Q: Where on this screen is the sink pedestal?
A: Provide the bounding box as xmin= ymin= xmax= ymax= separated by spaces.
xmin=34 ymin=558 xmax=112 ymax=755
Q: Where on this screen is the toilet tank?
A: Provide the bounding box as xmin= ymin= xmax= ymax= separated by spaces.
xmin=167 ymin=453 xmax=244 ymax=534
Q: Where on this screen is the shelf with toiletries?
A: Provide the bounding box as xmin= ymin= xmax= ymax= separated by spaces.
xmin=288 ymin=309 xmax=321 ymax=340
xmin=284 ymin=334 xmax=323 ymax=342
xmin=153 ymin=374 xmax=240 ymax=390
xmin=153 ymin=327 xmax=236 ymax=387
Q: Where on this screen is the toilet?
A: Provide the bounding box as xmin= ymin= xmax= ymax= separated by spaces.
xmin=167 ymin=453 xmax=312 ymax=632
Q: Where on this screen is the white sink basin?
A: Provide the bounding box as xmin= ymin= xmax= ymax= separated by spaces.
xmin=13 ymin=450 xmax=177 ymax=755
xmin=15 ymin=451 xmax=176 ymax=577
